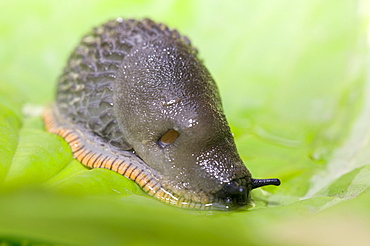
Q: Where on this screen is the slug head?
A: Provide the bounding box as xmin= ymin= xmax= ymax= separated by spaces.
xmin=113 ymin=35 xmax=278 ymax=209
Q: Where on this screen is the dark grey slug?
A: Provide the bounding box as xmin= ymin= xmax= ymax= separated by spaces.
xmin=43 ymin=18 xmax=280 ymax=210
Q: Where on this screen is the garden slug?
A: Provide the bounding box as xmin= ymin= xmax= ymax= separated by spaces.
xmin=43 ymin=18 xmax=280 ymax=210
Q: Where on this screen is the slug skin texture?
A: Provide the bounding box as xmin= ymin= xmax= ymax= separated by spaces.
xmin=43 ymin=18 xmax=280 ymax=210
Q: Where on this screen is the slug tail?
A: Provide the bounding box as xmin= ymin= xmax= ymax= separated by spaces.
xmin=251 ymin=178 xmax=281 ymax=189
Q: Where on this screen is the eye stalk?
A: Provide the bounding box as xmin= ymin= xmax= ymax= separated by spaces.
xmin=251 ymin=178 xmax=281 ymax=189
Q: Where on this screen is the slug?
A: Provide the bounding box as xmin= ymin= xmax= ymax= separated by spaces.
xmin=43 ymin=18 xmax=280 ymax=210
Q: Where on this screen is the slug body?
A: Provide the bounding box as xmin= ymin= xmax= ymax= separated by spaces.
xmin=43 ymin=18 xmax=280 ymax=210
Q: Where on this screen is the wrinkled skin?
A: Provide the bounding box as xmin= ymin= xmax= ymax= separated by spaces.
xmin=52 ymin=19 xmax=279 ymax=210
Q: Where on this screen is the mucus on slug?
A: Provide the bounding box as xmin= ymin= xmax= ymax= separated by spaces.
xmin=43 ymin=18 xmax=280 ymax=210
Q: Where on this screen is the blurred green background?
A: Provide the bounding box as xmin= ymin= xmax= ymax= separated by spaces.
xmin=1 ymin=0 xmax=369 ymax=245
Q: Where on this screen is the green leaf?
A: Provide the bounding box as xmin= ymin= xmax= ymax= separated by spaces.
xmin=0 ymin=85 xmax=23 ymax=184
xmin=51 ymin=167 xmax=145 ymax=196
xmin=0 ymin=0 xmax=369 ymax=245
xmin=3 ymin=128 xmax=71 ymax=188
